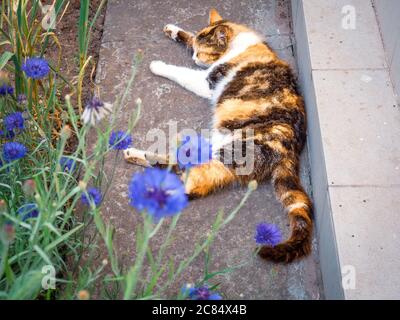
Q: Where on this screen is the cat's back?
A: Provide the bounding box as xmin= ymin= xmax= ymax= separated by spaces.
xmin=210 ymin=39 xmax=306 ymax=152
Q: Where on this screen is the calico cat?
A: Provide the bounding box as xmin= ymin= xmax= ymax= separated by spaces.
xmin=124 ymin=9 xmax=312 ymax=263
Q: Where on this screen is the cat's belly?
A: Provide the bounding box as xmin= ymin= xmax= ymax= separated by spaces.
xmin=210 ymin=129 xmax=234 ymax=157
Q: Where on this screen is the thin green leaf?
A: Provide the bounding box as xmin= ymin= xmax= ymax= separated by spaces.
xmin=0 ymin=51 xmax=13 ymax=70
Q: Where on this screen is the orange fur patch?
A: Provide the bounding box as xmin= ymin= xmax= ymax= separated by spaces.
xmin=184 ymin=160 xmax=236 ymax=197
xmin=214 ymin=98 xmax=274 ymax=127
xmin=230 ymin=43 xmax=277 ymax=65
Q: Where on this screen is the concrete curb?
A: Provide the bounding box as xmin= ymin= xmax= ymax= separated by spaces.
xmin=291 ymin=0 xmax=400 ymax=299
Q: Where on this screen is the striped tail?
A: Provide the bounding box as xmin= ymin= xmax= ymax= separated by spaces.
xmin=258 ymin=159 xmax=313 ymax=263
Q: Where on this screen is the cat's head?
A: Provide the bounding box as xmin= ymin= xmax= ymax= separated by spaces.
xmin=192 ymin=9 xmax=248 ymax=67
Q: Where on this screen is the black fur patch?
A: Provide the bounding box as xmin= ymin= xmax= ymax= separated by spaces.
xmin=207 ymin=63 xmax=233 ymax=89
xmin=273 ymin=175 xmax=300 ymax=192
xmin=218 ymin=62 xmax=298 ymax=103
xmin=219 ymin=106 xmax=306 ymax=152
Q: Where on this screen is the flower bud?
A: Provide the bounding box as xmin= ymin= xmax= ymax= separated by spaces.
xmin=77 ymin=290 xmax=90 ymax=300
xmin=60 ymin=125 xmax=72 ymax=140
xmin=0 ymin=199 xmax=7 ymax=213
xmin=34 ymin=193 xmax=41 ymax=202
xmin=1 ymin=223 xmax=15 ymax=244
xmin=248 ymin=180 xmax=258 ymax=191
xmin=78 ymin=180 xmax=87 ymax=191
xmin=23 ymin=179 xmax=36 ymax=197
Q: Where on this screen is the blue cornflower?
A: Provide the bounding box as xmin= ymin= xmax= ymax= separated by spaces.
xmin=183 ymin=285 xmax=222 ymax=300
xmin=81 ymin=187 xmax=102 ymax=207
xmin=109 ymin=130 xmax=132 ymax=150
xmin=128 ymin=168 xmax=188 ymax=221
xmin=17 ymin=203 xmax=39 ymax=221
xmin=0 ymin=83 xmax=14 ymax=96
xmin=59 ymin=156 xmax=76 ymax=172
xmin=0 ymin=130 xmax=15 ymax=139
xmin=22 ymin=57 xmax=50 ymax=79
xmin=4 ymin=112 xmax=24 ymax=132
xmin=2 ymin=142 xmax=27 ymax=161
xmin=176 ymin=134 xmax=212 ymax=170
xmin=255 ymin=223 xmax=282 ymax=246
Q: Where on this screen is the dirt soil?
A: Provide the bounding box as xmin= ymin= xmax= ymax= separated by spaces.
xmin=47 ymin=0 xmax=106 ymax=104
xmin=41 ymin=0 xmax=107 ymax=152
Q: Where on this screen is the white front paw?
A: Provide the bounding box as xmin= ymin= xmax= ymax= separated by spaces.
xmin=150 ymin=60 xmax=168 ymax=76
xmin=163 ymin=24 xmax=182 ymax=40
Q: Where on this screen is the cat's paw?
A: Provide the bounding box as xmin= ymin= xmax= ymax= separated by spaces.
xmin=149 ymin=60 xmax=168 ymax=76
xmin=163 ymin=24 xmax=182 ymax=41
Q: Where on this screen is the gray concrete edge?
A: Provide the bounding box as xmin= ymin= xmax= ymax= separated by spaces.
xmin=290 ymin=0 xmax=345 ymax=299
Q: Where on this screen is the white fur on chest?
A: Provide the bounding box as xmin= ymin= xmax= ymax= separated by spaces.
xmin=207 ymin=32 xmax=262 ymax=106
xmin=208 ymin=32 xmax=262 ymax=156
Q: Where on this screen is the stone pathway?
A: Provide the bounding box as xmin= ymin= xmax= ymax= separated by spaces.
xmin=95 ymin=0 xmax=322 ymax=299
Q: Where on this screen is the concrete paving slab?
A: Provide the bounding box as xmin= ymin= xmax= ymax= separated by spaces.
xmin=391 ymin=41 xmax=400 ymax=102
xmin=292 ymin=0 xmax=400 ymax=299
xmin=373 ymin=0 xmax=400 ymax=65
xmin=329 ymin=186 xmax=400 ymax=299
xmin=313 ymin=69 xmax=400 ymax=186
xmin=302 ymin=0 xmax=386 ymax=70
xmin=94 ymin=0 xmax=322 ymax=299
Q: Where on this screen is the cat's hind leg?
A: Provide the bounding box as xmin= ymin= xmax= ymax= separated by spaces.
xmin=124 ymin=147 xmax=183 ymax=176
xmin=124 ymin=149 xmax=236 ymax=198
xmin=163 ymin=24 xmax=194 ymax=48
xmin=124 ymin=148 xmax=169 ymax=168
xmin=183 ymin=160 xmax=237 ymax=198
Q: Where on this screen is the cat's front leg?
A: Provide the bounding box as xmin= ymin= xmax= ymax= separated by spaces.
xmin=163 ymin=24 xmax=194 ymax=48
xmin=150 ymin=61 xmax=211 ymax=99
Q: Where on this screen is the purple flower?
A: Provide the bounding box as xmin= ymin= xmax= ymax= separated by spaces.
xmin=176 ymin=134 xmax=212 ymax=170
xmin=82 ymin=96 xmax=113 ymax=125
xmin=22 ymin=57 xmax=50 ymax=79
xmin=255 ymin=223 xmax=282 ymax=246
xmin=0 ymin=84 xmax=14 ymax=96
xmin=87 ymin=96 xmax=104 ymax=109
xmin=2 ymin=142 xmax=27 ymax=161
xmin=4 ymin=112 xmax=24 ymax=132
xmin=128 ymin=168 xmax=188 ymax=221
xmin=17 ymin=203 xmax=39 ymax=221
xmin=109 ymin=130 xmax=132 ymax=150
xmin=81 ymin=187 xmax=102 ymax=207
xmin=17 ymin=94 xmax=27 ymax=104
xmin=183 ymin=285 xmax=222 ymax=300
xmin=59 ymin=156 xmax=76 ymax=172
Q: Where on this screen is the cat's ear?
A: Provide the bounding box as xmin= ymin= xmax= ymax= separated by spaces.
xmin=209 ymin=8 xmax=223 ymax=24
xmin=214 ymin=25 xmax=229 ymax=47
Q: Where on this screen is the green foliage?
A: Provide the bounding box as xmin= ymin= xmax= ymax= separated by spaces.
xmin=0 ymin=0 xmax=255 ymax=300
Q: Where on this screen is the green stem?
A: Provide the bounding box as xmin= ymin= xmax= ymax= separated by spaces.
xmin=123 ymin=214 xmax=152 ymax=299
